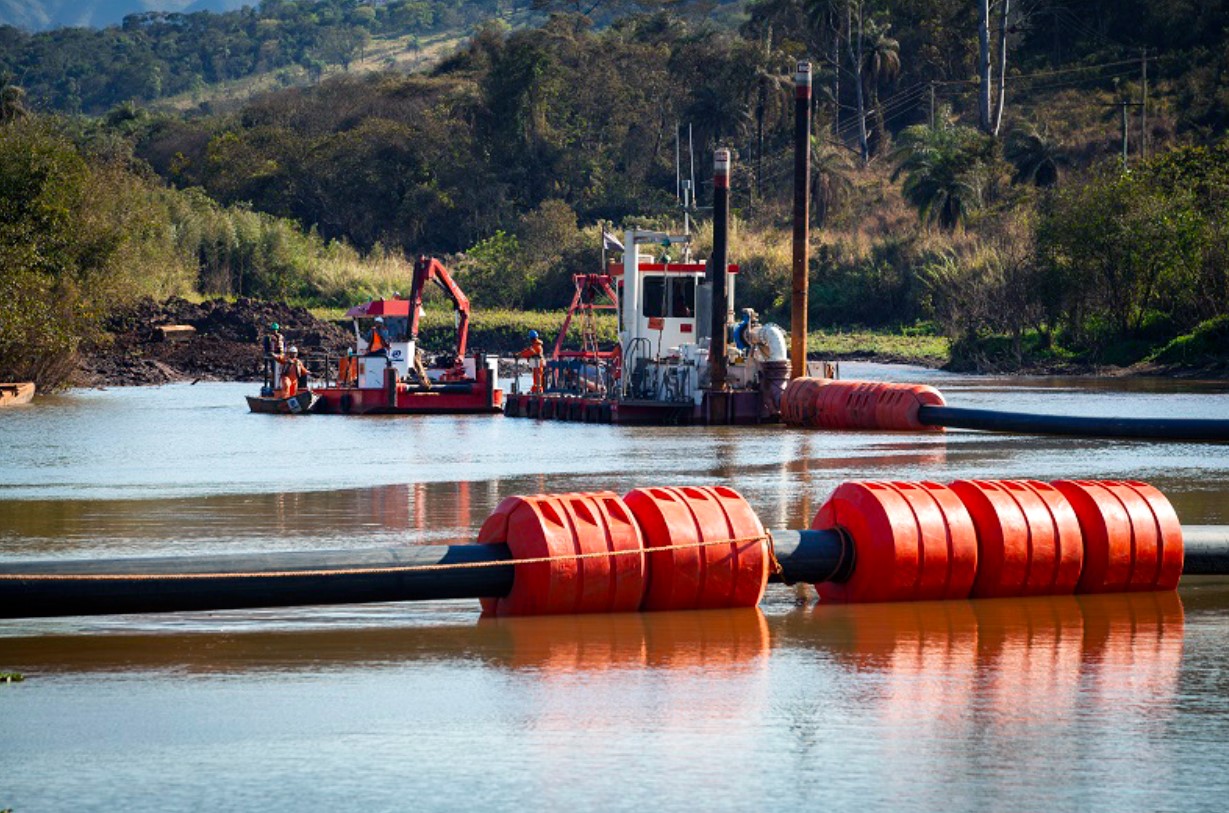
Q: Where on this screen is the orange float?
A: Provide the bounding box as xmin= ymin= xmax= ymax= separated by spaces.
xmin=476 ymin=491 xmax=646 ymax=616
xmin=950 ymin=480 xmax=1032 ymax=598
xmin=781 ymin=379 xmax=946 ymax=431
xmin=1018 ymin=480 xmax=1085 ymax=593
xmin=1121 ymin=480 xmax=1184 ymax=590
xmin=781 ymin=377 xmax=829 ymax=426
xmin=811 ymin=480 xmax=978 ymax=603
xmin=813 ymin=380 xmax=853 ymax=429
xmin=623 ymin=485 xmax=769 ymax=611
xmin=1051 ymin=480 xmax=1134 ymax=594
xmin=844 ymin=381 xmax=885 ymax=429
xmin=1098 ymin=480 xmax=1162 ymax=591
xmin=950 ymin=479 xmax=1085 ymax=598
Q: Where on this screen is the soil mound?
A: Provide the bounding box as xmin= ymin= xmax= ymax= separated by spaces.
xmin=77 ymin=297 xmax=352 ymax=387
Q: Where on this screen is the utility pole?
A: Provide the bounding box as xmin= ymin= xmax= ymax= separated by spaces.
xmin=1141 ymin=47 xmax=1148 ymax=160
xmin=1104 ymin=99 xmax=1142 ymax=171
xmin=790 ymin=61 xmax=812 ymax=381
xmin=978 ymin=0 xmax=992 ymax=133
xmin=929 ymin=82 xmax=936 ymax=128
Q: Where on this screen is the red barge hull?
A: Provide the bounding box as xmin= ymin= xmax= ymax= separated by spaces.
xmin=503 ymin=391 xmax=765 ymax=425
xmin=312 ymin=368 xmax=503 ymax=415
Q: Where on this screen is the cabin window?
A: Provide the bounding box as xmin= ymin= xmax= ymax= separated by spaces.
xmin=642 ymin=277 xmax=695 ymax=318
xmin=384 ymin=317 xmax=408 ymax=342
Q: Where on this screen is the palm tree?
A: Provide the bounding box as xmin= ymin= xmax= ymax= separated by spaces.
xmin=751 ymin=33 xmax=793 ymax=202
xmin=863 ymin=21 xmax=900 ymax=156
xmin=891 ymin=124 xmax=993 ymax=231
xmin=1005 ymin=123 xmax=1066 ymax=187
xmin=811 ymin=137 xmax=853 ymax=227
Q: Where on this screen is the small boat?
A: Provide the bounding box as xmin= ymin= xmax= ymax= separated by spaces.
xmin=245 ymin=391 xmax=318 ymax=414
xmin=0 ymin=382 xmax=35 ymax=408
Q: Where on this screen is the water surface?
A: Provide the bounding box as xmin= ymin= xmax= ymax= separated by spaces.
xmin=2 ymin=365 xmax=1229 ymax=811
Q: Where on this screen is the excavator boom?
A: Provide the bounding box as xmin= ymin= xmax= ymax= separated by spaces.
xmin=409 ymin=256 xmax=470 ymax=358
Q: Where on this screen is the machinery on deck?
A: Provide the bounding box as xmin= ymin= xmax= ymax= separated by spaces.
xmin=508 ymin=228 xmax=790 ymax=424
xmin=310 ymin=256 xmax=502 ymax=415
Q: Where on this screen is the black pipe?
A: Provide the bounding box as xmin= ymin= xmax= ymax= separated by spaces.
xmin=6 ymin=523 xmax=1229 ymax=619
xmin=919 ymin=404 xmax=1229 ymax=442
xmin=770 ymin=528 xmax=851 ymax=585
xmin=0 ymin=528 xmax=850 ymax=619
xmin=0 ymin=544 xmax=513 ymax=619
xmin=1178 ymin=526 xmax=1229 ymax=574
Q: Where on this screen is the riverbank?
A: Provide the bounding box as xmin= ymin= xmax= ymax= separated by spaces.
xmin=70 ymin=299 xmax=1229 ymax=388
xmin=74 ymin=297 xmax=351 ymax=387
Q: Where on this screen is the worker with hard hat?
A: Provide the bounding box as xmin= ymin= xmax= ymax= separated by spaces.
xmin=262 ymin=322 xmax=286 ymax=396
xmin=272 ymin=346 xmax=309 ymax=398
xmin=518 ymin=329 xmax=545 ymax=393
xmin=365 ymin=316 xmax=390 ymax=355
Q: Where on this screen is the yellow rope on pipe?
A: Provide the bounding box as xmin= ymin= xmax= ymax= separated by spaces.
xmin=0 ymin=534 xmax=772 ymax=583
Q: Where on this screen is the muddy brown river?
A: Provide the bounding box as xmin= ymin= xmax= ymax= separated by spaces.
xmin=2 ymin=364 xmax=1228 ymax=811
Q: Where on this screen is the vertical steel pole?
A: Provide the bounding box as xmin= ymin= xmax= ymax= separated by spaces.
xmin=791 ymin=61 xmax=812 ymax=380
xmin=709 ymin=148 xmax=731 ymax=395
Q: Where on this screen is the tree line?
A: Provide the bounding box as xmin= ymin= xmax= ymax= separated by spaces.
xmin=2 ymin=0 xmax=1228 ymax=382
xmin=0 ymin=0 xmax=524 ymax=114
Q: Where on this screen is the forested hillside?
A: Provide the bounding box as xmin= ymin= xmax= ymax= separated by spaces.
xmin=2 ymin=0 xmax=1228 ymax=387
xmin=0 ymin=1 xmax=249 ymax=33
xmin=0 ymin=0 xmax=531 ymax=113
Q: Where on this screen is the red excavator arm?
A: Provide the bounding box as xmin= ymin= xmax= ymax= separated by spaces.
xmin=409 ymin=255 xmax=470 ymax=359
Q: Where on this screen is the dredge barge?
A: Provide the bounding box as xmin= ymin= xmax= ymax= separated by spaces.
xmin=312 ymin=255 xmax=502 ymax=415
xmin=506 ymin=150 xmax=791 ymax=425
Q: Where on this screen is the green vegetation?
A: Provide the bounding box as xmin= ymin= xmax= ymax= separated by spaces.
xmin=0 ymin=0 xmax=534 ymax=114
xmin=0 ymin=116 xmax=417 ymax=389
xmin=808 ymin=328 xmax=949 ymax=367
xmin=2 ymin=0 xmax=1228 ymax=384
xmin=0 ymin=671 xmax=23 ymax=682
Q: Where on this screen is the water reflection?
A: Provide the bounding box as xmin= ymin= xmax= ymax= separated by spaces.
xmin=791 ymin=591 xmax=1184 ymax=723
xmin=0 ymin=481 xmax=504 ymax=557
xmin=0 ymin=607 xmax=771 ymax=675
xmin=481 ymin=608 xmax=770 ymax=672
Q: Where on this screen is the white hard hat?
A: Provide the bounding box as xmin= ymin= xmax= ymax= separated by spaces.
xmin=374 ymin=316 xmax=385 ymax=323
xmin=288 ymin=346 xmax=299 ymax=354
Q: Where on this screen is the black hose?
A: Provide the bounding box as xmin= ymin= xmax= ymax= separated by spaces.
xmin=919 ymin=405 xmax=1229 ymax=442
xmin=0 ymin=544 xmax=514 ymax=619
xmin=1178 ymin=526 xmax=1229 ymax=574
xmin=5 ymin=524 xmax=1229 ymax=619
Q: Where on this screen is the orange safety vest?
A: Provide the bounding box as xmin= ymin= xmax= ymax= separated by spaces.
xmin=278 ymin=357 xmax=306 ymax=381
xmin=369 ymin=327 xmax=388 ymax=353
xmin=519 ymin=339 xmax=544 ymax=367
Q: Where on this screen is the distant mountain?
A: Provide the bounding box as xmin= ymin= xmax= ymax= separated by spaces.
xmin=0 ymin=0 xmax=251 ymax=31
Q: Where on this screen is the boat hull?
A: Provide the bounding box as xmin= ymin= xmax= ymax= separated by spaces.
xmin=0 ymin=382 xmax=35 ymax=407
xmin=311 ymin=380 xmax=503 ymax=415
xmin=246 ymin=391 xmax=318 ymax=414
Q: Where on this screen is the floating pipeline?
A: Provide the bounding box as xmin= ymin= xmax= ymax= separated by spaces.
xmin=780 ymin=377 xmax=1229 ymax=441
xmin=1 ymin=479 xmax=1224 ymax=619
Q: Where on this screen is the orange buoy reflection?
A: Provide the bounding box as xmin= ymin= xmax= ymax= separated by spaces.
xmin=807 ymin=592 xmax=1183 ymax=727
xmin=481 ymin=608 xmax=771 ymax=672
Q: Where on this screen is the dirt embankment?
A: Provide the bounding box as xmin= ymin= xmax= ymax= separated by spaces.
xmin=76 ymin=297 xmax=352 ymax=387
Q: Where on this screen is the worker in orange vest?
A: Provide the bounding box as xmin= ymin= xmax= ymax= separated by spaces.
xmin=366 ymin=317 xmax=390 ymax=355
xmin=518 ymin=329 xmax=545 ymax=393
xmin=273 ymin=346 xmax=309 ymax=398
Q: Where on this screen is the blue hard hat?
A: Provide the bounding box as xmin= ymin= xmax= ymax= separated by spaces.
xmin=528 ymin=330 xmax=539 ymax=340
